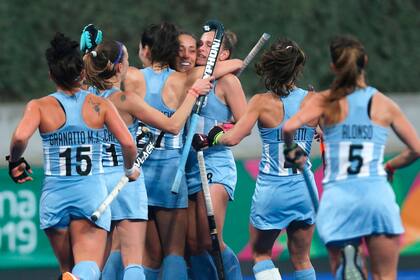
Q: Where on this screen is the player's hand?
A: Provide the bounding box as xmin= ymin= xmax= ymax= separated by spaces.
xmin=192 ymin=134 xmax=209 ymax=151
xmin=384 ymin=162 xmax=395 ymax=183
xmin=125 ymin=165 xmax=140 ymax=182
xmin=207 ymin=125 xmax=225 ymax=146
xmin=283 ymin=143 xmax=307 ymax=170
xmin=190 ymin=76 xmax=214 ymax=96
xmin=6 ymin=156 xmax=33 ymax=184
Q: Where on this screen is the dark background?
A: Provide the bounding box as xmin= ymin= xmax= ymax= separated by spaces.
xmin=1 ymin=0 xmax=419 ymax=102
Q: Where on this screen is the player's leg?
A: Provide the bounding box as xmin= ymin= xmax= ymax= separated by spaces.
xmin=327 ymin=239 xmax=366 ymax=280
xmin=188 ymin=191 xmax=217 ymax=280
xmin=117 ymin=219 xmax=147 ymax=279
xmin=44 ymin=227 xmax=74 ymax=273
xmin=143 ymin=215 xmax=162 ymax=280
xmin=102 ymin=224 xmax=124 ymax=280
xmin=286 ymin=221 xmax=316 ymax=280
xmin=250 ymin=224 xmax=282 ymax=280
xmin=69 ymin=219 xmax=108 ymax=280
xmin=366 ymin=234 xmax=399 ymax=280
xmin=154 ymin=207 xmax=188 ymax=280
xmin=211 ymin=183 xmax=242 ymax=279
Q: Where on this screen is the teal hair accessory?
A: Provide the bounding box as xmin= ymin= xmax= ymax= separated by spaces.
xmin=80 ymin=24 xmax=103 ymax=53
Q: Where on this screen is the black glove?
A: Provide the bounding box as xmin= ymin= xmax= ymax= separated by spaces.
xmin=207 ymin=126 xmax=224 ymax=146
xmin=283 ymin=143 xmax=307 ymax=169
xmin=6 ymin=155 xmax=32 ymax=183
xmin=192 ymin=134 xmax=209 ymax=151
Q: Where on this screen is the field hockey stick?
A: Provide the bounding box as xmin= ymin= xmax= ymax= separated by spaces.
xmin=91 ymin=128 xmax=155 ymax=221
xmin=171 ymin=20 xmax=225 ymax=194
xmin=236 ymin=33 xmax=271 ymax=77
xmin=197 ymin=150 xmax=225 ymax=280
xmin=295 ymin=83 xmax=321 ymax=212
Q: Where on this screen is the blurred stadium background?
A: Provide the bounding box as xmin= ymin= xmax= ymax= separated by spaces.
xmin=1 ymin=0 xmax=419 ymax=279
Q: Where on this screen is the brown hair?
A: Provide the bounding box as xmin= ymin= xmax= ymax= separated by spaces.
xmin=83 ymin=41 xmax=124 ymax=90
xmin=221 ymin=30 xmax=237 ymax=59
xmin=328 ymin=35 xmax=366 ymax=102
xmin=255 ymin=38 xmax=306 ymax=97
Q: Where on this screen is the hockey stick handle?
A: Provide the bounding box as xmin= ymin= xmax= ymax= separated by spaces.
xmin=236 ymin=33 xmax=271 ymax=77
xmin=197 ymin=151 xmax=215 ymax=216
xmin=91 ymin=176 xmax=129 ymax=221
xmin=197 ymin=150 xmax=225 ymax=280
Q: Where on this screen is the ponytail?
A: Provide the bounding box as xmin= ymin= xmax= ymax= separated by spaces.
xmin=84 ymin=41 xmax=124 ymax=90
xmin=328 ymin=35 xmax=366 ymax=102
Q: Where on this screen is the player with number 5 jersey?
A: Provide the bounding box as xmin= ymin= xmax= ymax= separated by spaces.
xmin=283 ymin=35 xmax=420 ymax=280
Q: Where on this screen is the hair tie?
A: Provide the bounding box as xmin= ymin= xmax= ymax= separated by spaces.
xmin=91 ymin=51 xmax=97 ymax=57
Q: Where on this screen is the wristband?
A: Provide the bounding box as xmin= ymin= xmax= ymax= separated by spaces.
xmin=188 ymin=88 xmax=199 ymax=98
xmin=124 ymin=165 xmax=136 ymax=176
xmin=385 ymin=162 xmax=395 ymax=174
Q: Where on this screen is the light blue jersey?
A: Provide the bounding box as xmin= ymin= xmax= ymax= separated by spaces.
xmin=39 ymin=90 xmax=110 ymax=230
xmin=317 ymin=86 xmax=404 ymax=244
xmin=100 ymin=88 xmax=138 ymax=168
xmin=41 ymin=90 xmax=104 ymax=176
xmin=191 ymin=80 xmax=232 ymax=135
xmin=186 ymin=82 xmax=237 ymax=198
xmin=138 ymin=67 xmax=183 ymax=149
xmin=259 ymin=88 xmax=315 ymax=176
xmin=251 ymin=89 xmax=316 ymax=230
xmin=140 ymin=67 xmax=188 ymax=208
xmin=322 ymin=87 xmax=387 ymax=184
xmin=99 ymin=88 xmax=148 ymax=221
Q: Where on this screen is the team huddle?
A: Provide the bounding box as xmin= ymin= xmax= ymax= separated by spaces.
xmin=6 ymin=20 xmax=420 ymax=280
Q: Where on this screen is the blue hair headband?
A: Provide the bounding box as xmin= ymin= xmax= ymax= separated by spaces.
xmin=113 ymin=41 xmax=123 ymax=64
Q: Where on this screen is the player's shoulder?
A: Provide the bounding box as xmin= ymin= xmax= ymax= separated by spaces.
xmin=125 ymin=66 xmax=144 ymax=82
xmin=249 ymin=92 xmax=277 ymax=107
xmin=218 ymin=73 xmax=239 ymax=84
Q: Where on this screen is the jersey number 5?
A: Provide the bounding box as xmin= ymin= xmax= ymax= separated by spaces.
xmin=347 ymin=144 xmax=363 ymax=175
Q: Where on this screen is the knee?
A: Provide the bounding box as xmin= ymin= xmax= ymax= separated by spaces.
xmin=289 ymin=253 xmax=311 ymax=270
xmin=187 ymin=236 xmax=212 ymax=255
xmin=186 ymin=236 xmax=200 ymax=255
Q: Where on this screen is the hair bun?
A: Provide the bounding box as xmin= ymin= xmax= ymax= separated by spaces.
xmin=50 ymin=32 xmax=78 ymax=59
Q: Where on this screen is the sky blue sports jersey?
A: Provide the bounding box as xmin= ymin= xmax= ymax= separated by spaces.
xmin=40 ymin=90 xmax=104 ymax=176
xmin=100 ymin=87 xmax=138 ymax=167
xmin=139 ymin=67 xmax=183 ymax=149
xmin=322 ymin=86 xmax=388 ymax=185
xmin=258 ymin=88 xmax=315 ymax=176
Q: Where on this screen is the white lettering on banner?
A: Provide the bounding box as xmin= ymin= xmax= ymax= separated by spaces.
xmin=0 ymin=190 xmax=37 ymax=254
